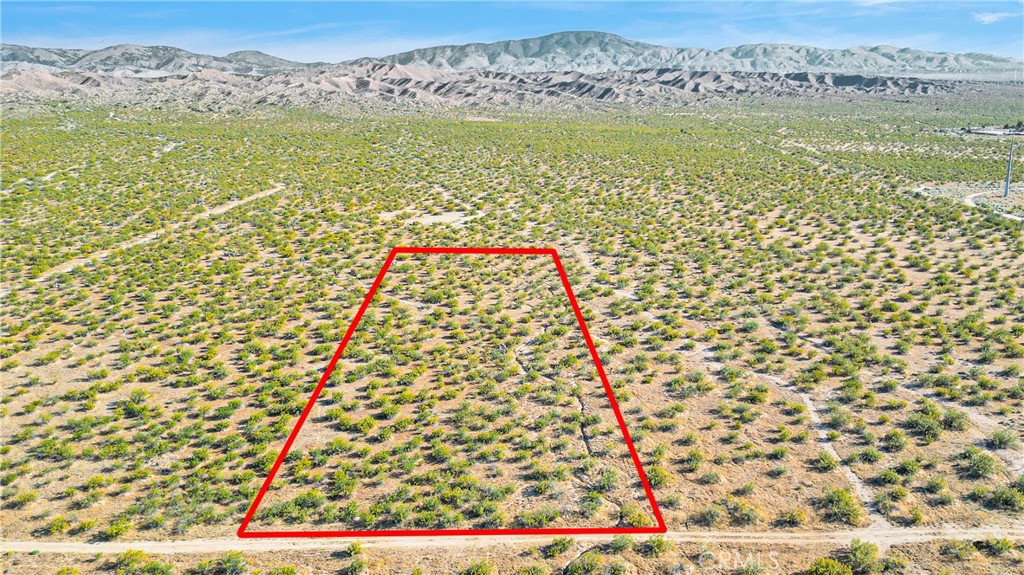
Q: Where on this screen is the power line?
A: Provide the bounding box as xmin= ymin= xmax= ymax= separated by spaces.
xmin=1006 ymin=135 xmax=1015 ymax=199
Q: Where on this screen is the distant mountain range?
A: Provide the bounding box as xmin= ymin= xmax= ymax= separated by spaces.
xmin=355 ymin=32 xmax=1022 ymax=80
xmin=0 ymin=63 xmax=973 ymax=111
xmin=0 ymin=44 xmax=319 ymax=77
xmin=3 ymin=32 xmax=1021 ymax=79
xmin=2 ymin=32 xmax=1021 ymax=108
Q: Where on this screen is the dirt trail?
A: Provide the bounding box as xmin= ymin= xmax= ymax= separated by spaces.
xmin=570 ymin=245 xmax=655 ymax=321
xmin=2 ymin=138 xmax=179 ymax=194
xmin=2 ymin=525 xmax=1022 ymax=555
xmin=928 ymin=188 xmax=1023 ymax=222
xmin=2 ymin=183 xmax=285 ymax=290
xmin=797 ymin=391 xmax=892 ymax=529
xmin=754 ymin=304 xmax=1023 ymax=479
xmin=3 ymin=249 xmax=1021 ymax=557
xmin=884 ymin=371 xmax=1024 ymax=476
xmin=747 ymin=366 xmax=892 ymax=529
xmin=569 ymin=246 xmax=891 ymax=527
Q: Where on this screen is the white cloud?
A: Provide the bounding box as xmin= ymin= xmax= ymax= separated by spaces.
xmin=972 ymin=12 xmax=1019 ymax=25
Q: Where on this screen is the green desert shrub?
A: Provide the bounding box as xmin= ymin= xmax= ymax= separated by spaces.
xmin=542 ymin=537 xmax=573 ymax=558
xmin=819 ymin=487 xmax=863 ymax=525
xmin=807 ymin=558 xmax=852 ymax=575
xmin=845 ymin=539 xmax=879 ymax=575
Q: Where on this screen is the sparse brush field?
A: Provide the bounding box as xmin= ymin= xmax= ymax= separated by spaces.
xmin=249 ymin=252 xmax=658 ymax=533
xmin=1 ymin=94 xmax=1023 ymax=573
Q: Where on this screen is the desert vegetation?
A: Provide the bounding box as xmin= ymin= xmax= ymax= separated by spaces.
xmin=246 ymin=252 xmax=657 ymax=532
xmin=2 ymin=94 xmax=1022 ymax=573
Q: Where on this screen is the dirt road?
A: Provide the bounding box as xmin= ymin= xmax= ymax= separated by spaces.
xmin=2 ymin=183 xmax=285 ymax=291
xmin=958 ymin=191 xmax=1022 ymax=221
xmin=2 ymin=525 xmax=1022 ymax=555
xmin=569 ymin=246 xmax=892 ymax=527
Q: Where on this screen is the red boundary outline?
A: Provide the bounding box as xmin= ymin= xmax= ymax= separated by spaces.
xmin=237 ymin=246 xmax=667 ymax=538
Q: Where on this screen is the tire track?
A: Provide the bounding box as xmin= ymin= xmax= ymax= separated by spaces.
xmin=1 ymin=183 xmax=285 ymax=291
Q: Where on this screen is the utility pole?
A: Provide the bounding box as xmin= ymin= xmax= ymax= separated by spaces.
xmin=1006 ymin=135 xmax=1015 ymax=199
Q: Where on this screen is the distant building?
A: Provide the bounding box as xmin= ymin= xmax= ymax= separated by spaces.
xmin=966 ymin=125 xmax=1024 ymax=136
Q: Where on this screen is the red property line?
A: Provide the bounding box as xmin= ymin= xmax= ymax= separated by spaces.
xmin=551 ymin=250 xmax=667 ymax=532
xmin=394 ymin=246 xmax=555 ymax=256
xmin=238 ymin=246 xmax=666 ymax=538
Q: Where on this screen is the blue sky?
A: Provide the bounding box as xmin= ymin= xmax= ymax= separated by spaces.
xmin=2 ymin=1 xmax=1022 ymax=62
